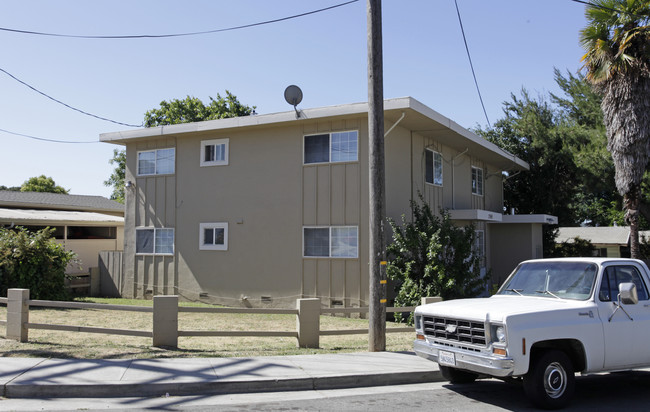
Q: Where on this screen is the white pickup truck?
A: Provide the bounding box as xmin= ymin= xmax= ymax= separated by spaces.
xmin=413 ymin=257 xmax=650 ymax=409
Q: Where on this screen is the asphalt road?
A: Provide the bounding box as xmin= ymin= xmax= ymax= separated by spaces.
xmin=2 ymin=370 xmax=649 ymax=411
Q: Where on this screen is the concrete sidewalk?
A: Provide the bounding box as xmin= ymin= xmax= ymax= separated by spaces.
xmin=0 ymin=352 xmax=441 ymax=399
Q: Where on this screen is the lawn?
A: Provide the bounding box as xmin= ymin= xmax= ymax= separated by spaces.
xmin=0 ymin=298 xmax=414 ymax=359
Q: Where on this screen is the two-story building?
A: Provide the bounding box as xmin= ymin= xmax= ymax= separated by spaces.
xmin=100 ymin=97 xmax=556 ymax=307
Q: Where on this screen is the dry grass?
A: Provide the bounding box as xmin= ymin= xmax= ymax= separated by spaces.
xmin=0 ymin=298 xmax=414 ymax=359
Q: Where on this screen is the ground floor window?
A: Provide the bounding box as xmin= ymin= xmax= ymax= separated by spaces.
xmin=136 ymin=227 xmax=174 ymax=255
xmin=200 ymin=222 xmax=228 ymax=250
xmin=303 ymin=226 xmax=358 ymax=258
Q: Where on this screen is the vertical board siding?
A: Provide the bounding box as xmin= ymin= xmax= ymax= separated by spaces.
xmin=316 ymin=166 xmax=330 ymax=225
xmin=301 ymin=123 xmax=362 ymax=308
xmin=345 ymin=163 xmax=360 ymax=224
xmin=132 ymin=139 xmax=177 ymax=298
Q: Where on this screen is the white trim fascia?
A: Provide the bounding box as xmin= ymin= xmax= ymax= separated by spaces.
xmin=449 ymin=209 xmax=503 ymax=222
xmin=501 ymin=214 xmax=559 ymax=224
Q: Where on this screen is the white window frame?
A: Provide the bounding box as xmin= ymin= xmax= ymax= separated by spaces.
xmin=303 ymin=226 xmax=358 ymax=258
xmin=135 ymin=227 xmax=174 ymax=256
xmin=303 ymin=130 xmax=358 ymax=165
xmin=199 ymin=222 xmax=228 ymax=251
xmin=471 ymin=166 xmax=484 ymax=196
xmin=425 ymin=149 xmax=443 ymax=186
xmin=137 ymin=148 xmax=175 ymax=176
xmin=200 ymin=138 xmax=229 ymax=167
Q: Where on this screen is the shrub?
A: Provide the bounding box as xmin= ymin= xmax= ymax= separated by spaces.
xmin=0 ymin=227 xmax=77 ymax=300
xmin=387 ymin=197 xmax=486 ymax=319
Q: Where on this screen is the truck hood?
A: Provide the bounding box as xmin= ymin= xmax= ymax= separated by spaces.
xmin=415 ymin=295 xmax=590 ymax=323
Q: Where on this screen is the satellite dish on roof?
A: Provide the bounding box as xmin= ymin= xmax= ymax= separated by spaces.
xmin=284 ymin=85 xmax=303 ymax=118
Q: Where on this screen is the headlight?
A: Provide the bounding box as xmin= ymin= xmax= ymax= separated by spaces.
xmin=495 ymin=326 xmax=506 ymax=343
xmin=414 ymin=315 xmax=422 ymax=330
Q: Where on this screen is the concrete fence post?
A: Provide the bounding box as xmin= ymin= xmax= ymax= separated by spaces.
xmin=7 ymin=288 xmax=29 ymax=342
xmin=297 ymin=298 xmax=320 ymax=348
xmin=89 ymin=267 xmax=101 ymax=297
xmin=153 ymin=295 xmax=178 ymax=348
xmin=421 ymin=296 xmax=442 ymax=305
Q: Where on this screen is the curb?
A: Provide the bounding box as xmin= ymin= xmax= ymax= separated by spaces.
xmin=4 ymin=370 xmax=443 ymax=399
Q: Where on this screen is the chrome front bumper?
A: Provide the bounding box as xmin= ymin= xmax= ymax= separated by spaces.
xmin=414 ymin=339 xmax=515 ymax=377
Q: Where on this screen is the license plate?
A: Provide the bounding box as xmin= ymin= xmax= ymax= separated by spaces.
xmin=438 ymin=350 xmax=456 ymax=366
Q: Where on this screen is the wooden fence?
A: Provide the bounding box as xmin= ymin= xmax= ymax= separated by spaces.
xmin=0 ymin=289 xmax=429 ymax=349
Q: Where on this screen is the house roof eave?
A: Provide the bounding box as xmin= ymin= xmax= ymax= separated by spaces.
xmin=100 ymin=97 xmax=528 ymax=172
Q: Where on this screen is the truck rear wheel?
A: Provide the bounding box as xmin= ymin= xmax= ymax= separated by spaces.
xmin=439 ymin=365 xmax=478 ymax=384
xmin=523 ymin=350 xmax=574 ymax=409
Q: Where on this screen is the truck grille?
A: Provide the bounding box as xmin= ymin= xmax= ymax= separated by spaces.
xmin=422 ymin=316 xmax=486 ymax=346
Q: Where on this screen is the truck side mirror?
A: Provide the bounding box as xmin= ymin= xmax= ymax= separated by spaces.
xmin=619 ymin=282 xmax=638 ymax=305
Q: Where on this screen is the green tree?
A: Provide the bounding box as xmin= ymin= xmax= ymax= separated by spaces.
xmin=20 ymin=175 xmax=68 ymax=194
xmin=0 ymin=185 xmax=20 ymax=191
xmin=546 ymin=235 xmax=597 ymax=258
xmin=386 ymin=197 xmax=485 ymax=315
xmin=580 ymin=0 xmax=650 ymax=258
xmin=551 ymin=69 xmax=620 ymax=227
xmin=476 ymin=90 xmax=579 ymax=226
xmin=144 ymin=91 xmax=256 ymax=127
xmin=104 ymin=149 xmax=126 ymax=204
xmin=0 ymin=227 xmax=76 ymax=300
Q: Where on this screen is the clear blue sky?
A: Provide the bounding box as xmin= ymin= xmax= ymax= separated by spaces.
xmin=1 ymin=0 xmax=587 ymax=197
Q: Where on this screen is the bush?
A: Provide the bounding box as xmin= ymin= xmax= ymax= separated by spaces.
xmin=547 ymin=235 xmax=596 ymax=257
xmin=387 ymin=197 xmax=486 ymax=319
xmin=0 ymin=227 xmax=77 ymax=300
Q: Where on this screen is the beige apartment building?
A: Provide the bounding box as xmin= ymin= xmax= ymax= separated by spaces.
xmin=100 ymin=97 xmax=556 ymax=307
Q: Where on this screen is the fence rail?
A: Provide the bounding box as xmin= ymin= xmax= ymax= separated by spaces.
xmin=1 ymin=289 xmax=435 ymax=349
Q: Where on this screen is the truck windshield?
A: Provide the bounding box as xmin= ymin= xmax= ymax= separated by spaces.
xmin=498 ymin=261 xmax=597 ymax=300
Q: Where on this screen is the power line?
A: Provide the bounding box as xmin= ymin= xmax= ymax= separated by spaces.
xmin=0 ymin=128 xmax=97 ymax=144
xmin=0 ymin=67 xmax=141 ymax=128
xmin=0 ymin=0 xmax=359 ymax=39
xmin=454 ymin=0 xmax=491 ymax=127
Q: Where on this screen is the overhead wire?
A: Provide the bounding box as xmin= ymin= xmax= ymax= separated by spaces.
xmin=0 ymin=0 xmax=361 ymax=141
xmin=0 ymin=127 xmax=97 ymax=144
xmin=454 ymin=0 xmax=491 ymax=127
xmin=0 ymin=0 xmax=359 ymax=39
xmin=0 ymin=67 xmax=141 ymax=128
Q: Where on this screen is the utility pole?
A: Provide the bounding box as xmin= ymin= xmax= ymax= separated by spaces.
xmin=367 ymin=0 xmax=386 ymax=352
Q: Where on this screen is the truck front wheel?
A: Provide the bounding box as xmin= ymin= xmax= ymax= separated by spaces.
xmin=523 ymin=350 xmax=575 ymax=409
xmin=439 ymin=365 xmax=478 ymax=384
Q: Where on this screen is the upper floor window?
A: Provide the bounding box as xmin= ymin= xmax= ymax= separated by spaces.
xmin=200 ymin=222 xmax=228 ymax=251
xmin=304 ymin=131 xmax=358 ymax=164
xmin=201 ymin=138 xmax=229 ymax=167
xmin=425 ymin=149 xmax=443 ymax=186
xmin=471 ymin=166 xmax=484 ymax=196
xmin=136 ymin=227 xmax=174 ymax=255
xmin=303 ymin=226 xmax=358 ymax=258
xmin=138 ymin=148 xmax=175 ymax=176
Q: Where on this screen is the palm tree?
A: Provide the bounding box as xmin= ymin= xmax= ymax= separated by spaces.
xmin=580 ymin=0 xmax=650 ymax=259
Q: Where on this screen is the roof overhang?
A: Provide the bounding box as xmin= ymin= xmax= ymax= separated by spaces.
xmin=0 ymin=208 xmax=124 ymax=226
xmin=501 ymin=214 xmax=558 ymax=225
xmin=100 ymin=97 xmax=528 ymax=172
xmin=449 ymin=210 xmax=558 ymax=225
xmin=449 ymin=209 xmax=503 ymax=222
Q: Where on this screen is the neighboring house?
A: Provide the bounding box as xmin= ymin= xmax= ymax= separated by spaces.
xmin=556 ymin=226 xmax=650 ymax=258
xmin=100 ymin=97 xmax=556 ymax=307
xmin=0 ymin=191 xmax=124 ymax=274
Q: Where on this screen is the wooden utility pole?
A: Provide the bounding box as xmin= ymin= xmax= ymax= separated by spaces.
xmin=367 ymin=0 xmax=386 ymax=352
